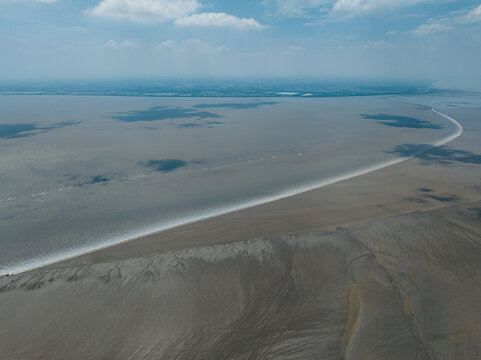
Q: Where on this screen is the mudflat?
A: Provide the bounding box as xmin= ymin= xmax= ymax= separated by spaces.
xmin=1 ymin=200 xmax=480 ymax=359
xmin=41 ymin=106 xmax=481 ymax=270
xmin=1 ymin=106 xmax=480 ymax=359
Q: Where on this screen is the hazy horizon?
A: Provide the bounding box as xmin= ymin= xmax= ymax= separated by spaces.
xmin=1 ymin=0 xmax=481 ymax=90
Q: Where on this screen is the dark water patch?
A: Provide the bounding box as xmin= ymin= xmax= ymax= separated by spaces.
xmin=55 ymin=121 xmax=80 ymax=127
xmin=418 ymin=187 xmax=434 ymax=193
xmin=387 ymin=144 xmax=481 ymax=165
xmin=361 ymin=114 xmax=443 ymax=129
xmin=177 ymin=123 xmax=202 ymax=128
xmin=424 ymin=194 xmax=460 ymax=203
xmin=88 ymin=176 xmax=110 ymax=185
xmin=145 ymin=159 xmax=186 ymax=172
xmin=174 ymin=121 xmax=223 ymax=129
xmin=65 ymin=174 xmax=112 ymax=187
xmin=0 ymin=124 xmax=38 ymax=139
xmin=386 ymin=144 xmax=433 ymax=158
xmin=0 ymin=121 xmax=79 ymax=139
xmin=66 ymin=174 xmax=80 ymax=182
xmin=193 ymin=101 xmax=278 ymax=109
xmin=205 ymin=121 xmax=224 ymax=128
xmin=112 ymin=106 xmax=222 ymax=123
xmin=404 ymin=196 xmax=428 ymax=204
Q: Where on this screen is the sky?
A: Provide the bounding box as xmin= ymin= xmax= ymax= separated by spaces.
xmin=1 ymin=0 xmax=481 ymax=88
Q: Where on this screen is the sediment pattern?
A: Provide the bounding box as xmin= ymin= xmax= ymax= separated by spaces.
xmin=1 ymin=201 xmax=480 ymax=359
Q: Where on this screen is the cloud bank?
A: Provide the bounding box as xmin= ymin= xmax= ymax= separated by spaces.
xmin=87 ymin=0 xmax=266 ymax=29
xmin=103 ymin=39 xmax=138 ymax=49
xmin=269 ymin=0 xmax=447 ymax=17
xmin=332 ymin=0 xmax=434 ymax=14
xmin=175 ymin=12 xmax=266 ymax=29
xmin=413 ymin=4 xmax=481 ymax=36
xmin=88 ymin=0 xmax=200 ymax=22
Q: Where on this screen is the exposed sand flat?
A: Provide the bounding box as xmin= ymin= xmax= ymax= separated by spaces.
xmin=1 ymin=107 xmax=480 ymax=359
xmin=1 ymin=200 xmax=480 ymax=359
xmin=348 ymin=203 xmax=481 ymax=359
xmin=42 ymin=106 xmax=481 ymax=270
xmin=4 ymin=96 xmax=458 ymax=275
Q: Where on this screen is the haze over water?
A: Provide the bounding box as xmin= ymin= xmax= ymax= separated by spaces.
xmin=0 ymin=84 xmax=464 ymax=274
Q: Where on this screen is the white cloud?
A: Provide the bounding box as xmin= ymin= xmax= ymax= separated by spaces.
xmin=175 ymin=12 xmax=267 ymax=29
xmin=182 ymin=38 xmax=203 ymax=46
xmin=121 ymin=40 xmax=138 ymax=48
xmin=155 ymin=39 xmax=176 ymax=50
xmin=215 ymin=45 xmax=229 ymax=53
xmin=270 ymin=0 xmax=442 ymax=18
xmin=87 ymin=0 xmax=201 ymax=22
xmin=332 ymin=0 xmax=435 ymax=14
xmin=87 ymin=0 xmax=266 ymax=29
xmin=412 ymin=22 xmax=451 ymax=35
xmin=287 ymin=44 xmax=306 ymax=51
xmin=103 ymin=40 xmax=118 ymax=48
xmin=35 ymin=0 xmax=58 ymax=2
xmin=103 ymin=39 xmax=138 ymax=49
xmin=284 ymin=44 xmax=306 ymax=55
xmin=411 ymin=4 xmax=481 ymax=36
xmin=461 ymin=4 xmax=481 ymax=24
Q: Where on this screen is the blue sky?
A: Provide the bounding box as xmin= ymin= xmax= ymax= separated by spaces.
xmin=1 ymin=0 xmax=481 ymax=88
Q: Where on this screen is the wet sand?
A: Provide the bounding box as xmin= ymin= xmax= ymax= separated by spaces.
xmin=42 ymin=106 xmax=481 ymax=270
xmin=0 ymin=96 xmax=461 ymax=274
xmin=1 ymin=106 xmax=480 ymax=359
xmin=1 ymin=200 xmax=480 ymax=359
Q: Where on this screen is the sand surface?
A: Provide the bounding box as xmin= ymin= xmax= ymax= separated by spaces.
xmin=42 ymin=106 xmax=481 ymax=270
xmin=1 ymin=106 xmax=480 ymax=359
xmin=1 ymin=200 xmax=480 ymax=359
xmin=4 ymin=96 xmax=455 ymax=274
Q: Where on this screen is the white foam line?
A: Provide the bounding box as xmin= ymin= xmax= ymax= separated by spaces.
xmin=431 ymin=109 xmax=463 ymax=145
xmin=1 ymin=109 xmax=463 ymax=276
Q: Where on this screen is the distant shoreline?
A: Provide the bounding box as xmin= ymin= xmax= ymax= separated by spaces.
xmin=0 ymin=79 xmax=440 ymax=98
